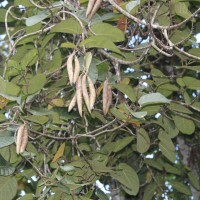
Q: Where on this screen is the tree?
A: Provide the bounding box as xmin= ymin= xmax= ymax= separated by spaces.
xmin=0 ymin=0 xmax=200 ymax=199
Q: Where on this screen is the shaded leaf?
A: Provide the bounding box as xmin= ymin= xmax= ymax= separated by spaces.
xmin=144 ymin=159 xmax=163 ymax=171
xmin=188 ymin=172 xmax=200 ymax=190
xmin=113 ymin=136 xmax=134 ymax=152
xmin=0 ymin=155 xmax=15 ymax=176
xmin=96 ymin=188 xmax=109 ymax=200
xmin=159 ymin=142 xmax=176 ymax=163
xmin=142 ymin=183 xmax=157 ymax=200
xmin=171 ymin=181 xmax=191 ymax=195
xmin=113 ymin=83 xmax=136 ymax=102
xmin=24 ymin=115 xmax=48 ymax=124
xmin=0 ymin=131 xmax=15 ymax=148
xmin=0 ymin=177 xmax=17 ymax=200
xmin=137 ymin=128 xmax=150 ymax=153
xmin=164 ymin=163 xmax=181 ymax=175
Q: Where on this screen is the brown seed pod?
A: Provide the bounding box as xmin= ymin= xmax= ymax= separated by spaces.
xmin=103 ymin=79 xmax=108 ymax=115
xmin=86 ymin=0 xmax=96 ymax=17
xmin=88 ymin=0 xmax=102 ymax=20
xmin=82 ymin=74 xmax=91 ymax=113
xmin=16 ymin=124 xmax=28 ymax=154
xmin=76 ymin=75 xmax=83 ymax=116
xmin=105 ymin=84 xmax=112 ymax=114
xmin=68 ymin=93 xmax=77 ymax=112
xmin=67 ymin=53 xmax=74 ymax=85
xmin=87 ymin=76 xmax=96 ymax=110
xmin=73 ymin=55 xmax=80 ymax=84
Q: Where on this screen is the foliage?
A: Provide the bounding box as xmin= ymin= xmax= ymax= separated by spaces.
xmin=0 ymin=0 xmax=200 ymax=199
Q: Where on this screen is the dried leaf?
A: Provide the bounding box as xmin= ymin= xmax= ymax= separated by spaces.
xmin=86 ymin=0 xmax=96 ymax=17
xmin=76 ymin=76 xmax=83 ymax=116
xmin=88 ymin=0 xmax=102 ymax=20
xmin=87 ymin=75 xmax=96 ymax=110
xmin=68 ymin=94 xmax=77 ymax=112
xmin=103 ymin=79 xmax=108 ymax=115
xmin=16 ymin=124 xmax=28 ymax=154
xmin=52 ymin=143 xmax=65 ymax=163
xmin=67 ymin=53 xmax=74 ymax=85
xmin=73 ymin=55 xmax=80 ymax=84
xmin=82 ymin=74 xmax=91 ymax=112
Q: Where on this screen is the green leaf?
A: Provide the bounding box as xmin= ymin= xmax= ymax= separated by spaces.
xmin=19 ymin=194 xmax=34 ymax=200
xmin=113 ymin=83 xmax=136 ymax=102
xmin=80 ymin=36 xmax=121 ymax=54
xmin=130 ymin=111 xmax=147 ymax=118
xmin=173 ymin=115 xmax=195 ymax=135
xmin=142 ymin=183 xmax=157 ymax=200
xmin=169 ymin=103 xmax=193 ymax=114
xmin=24 ymin=115 xmax=49 ymax=124
xmin=110 ymin=107 xmax=128 ymax=121
xmin=96 ymin=188 xmax=109 ymax=200
xmin=188 ymin=48 xmax=200 ymax=57
xmin=174 ymin=2 xmax=192 ymax=19
xmin=144 ymin=159 xmax=163 ymax=171
xmin=28 ymin=74 xmax=46 ymax=94
xmin=0 ymin=78 xmax=20 ymax=96
xmin=164 ymin=163 xmax=181 ymax=175
xmin=0 ymin=9 xmax=15 ymax=22
xmin=51 ymin=18 xmax=83 ymax=34
xmin=188 ymin=172 xmax=200 ymax=190
xmin=26 ymin=10 xmax=51 ymax=26
xmin=111 ymin=163 xmax=139 ymax=196
xmin=61 ymin=42 xmax=77 ymax=49
xmin=126 ymin=0 xmax=140 ymax=13
xmin=171 ymin=181 xmax=191 ymax=195
xmin=138 ymin=93 xmax=170 ymax=107
xmin=137 ymin=128 xmax=150 ymax=153
xmin=163 ymin=117 xmax=179 ymax=138
xmin=90 ymin=22 xmax=125 ymax=42
xmin=159 ymin=142 xmax=176 ymax=163
xmin=14 ymin=0 xmax=33 ymax=7
xmin=0 ymin=155 xmax=15 ymax=176
xmin=113 ymin=136 xmax=134 ymax=152
xmin=182 ymin=76 xmax=200 ymax=90
xmin=158 ymin=131 xmax=175 ymax=151
xmin=60 ymin=165 xmax=75 ymax=172
xmin=0 ymin=131 xmax=15 ymax=148
xmin=0 ymin=177 xmax=17 ymax=200
xmin=20 ymin=49 xmax=38 ymax=69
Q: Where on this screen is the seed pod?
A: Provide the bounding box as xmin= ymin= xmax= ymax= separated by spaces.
xmin=86 ymin=0 xmax=96 ymax=17
xmin=73 ymin=55 xmax=80 ymax=84
xmin=105 ymin=84 xmax=112 ymax=115
xmin=67 ymin=53 xmax=74 ymax=85
xmin=19 ymin=125 xmax=28 ymax=153
xmin=82 ymin=74 xmax=91 ymax=113
xmin=76 ymin=75 xmax=83 ymax=116
xmin=16 ymin=124 xmax=28 ymax=154
xmin=87 ymin=76 xmax=96 ymax=110
xmin=103 ymin=79 xmax=108 ymax=115
xmin=88 ymin=0 xmax=102 ymax=20
xmin=68 ymin=94 xmax=77 ymax=112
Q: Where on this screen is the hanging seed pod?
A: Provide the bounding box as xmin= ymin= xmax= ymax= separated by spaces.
xmin=67 ymin=53 xmax=74 ymax=85
xmin=16 ymin=124 xmax=28 ymax=154
xmin=103 ymin=79 xmax=108 ymax=115
xmin=86 ymin=0 xmax=96 ymax=17
xmin=88 ymin=0 xmax=102 ymax=20
xmin=68 ymin=94 xmax=77 ymax=112
xmin=87 ymin=76 xmax=96 ymax=110
xmin=105 ymin=84 xmax=112 ymax=115
xmin=73 ymin=55 xmax=80 ymax=84
xmin=82 ymin=74 xmax=91 ymax=113
xmin=76 ymin=76 xmax=83 ymax=116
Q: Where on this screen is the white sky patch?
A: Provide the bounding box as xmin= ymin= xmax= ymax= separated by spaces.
xmin=96 ymin=180 xmax=110 ymax=194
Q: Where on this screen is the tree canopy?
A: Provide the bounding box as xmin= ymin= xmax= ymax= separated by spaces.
xmin=0 ymin=0 xmax=200 ymax=199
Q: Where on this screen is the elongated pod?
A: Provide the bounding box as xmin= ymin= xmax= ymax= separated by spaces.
xmin=67 ymin=53 xmax=74 ymax=85
xmin=87 ymin=76 xmax=96 ymax=110
xmin=73 ymin=55 xmax=80 ymax=84
xmin=82 ymin=74 xmax=91 ymax=113
xmin=103 ymin=79 xmax=108 ymax=115
xmin=19 ymin=125 xmax=28 ymax=153
xmin=68 ymin=94 xmax=77 ymax=112
xmin=105 ymin=84 xmax=112 ymax=115
xmin=76 ymin=76 xmax=83 ymax=117
xmin=16 ymin=124 xmax=28 ymax=154
xmin=86 ymin=0 xmax=96 ymax=17
xmin=88 ymin=0 xmax=102 ymax=20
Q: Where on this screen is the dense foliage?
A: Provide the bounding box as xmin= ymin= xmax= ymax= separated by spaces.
xmin=0 ymin=0 xmax=200 ymax=199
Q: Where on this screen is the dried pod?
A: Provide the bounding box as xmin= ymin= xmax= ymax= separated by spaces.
xmin=67 ymin=53 xmax=74 ymax=85
xmin=88 ymin=0 xmax=102 ymax=20
xmin=76 ymin=75 xmax=83 ymax=116
xmin=105 ymin=84 xmax=112 ymax=114
xmin=103 ymin=79 xmax=108 ymax=115
xmin=86 ymin=0 xmax=96 ymax=17
xmin=73 ymin=55 xmax=80 ymax=84
xmin=16 ymin=124 xmax=28 ymax=154
xmin=82 ymin=74 xmax=91 ymax=113
xmin=87 ymin=76 xmax=96 ymax=110
xmin=68 ymin=94 xmax=77 ymax=112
